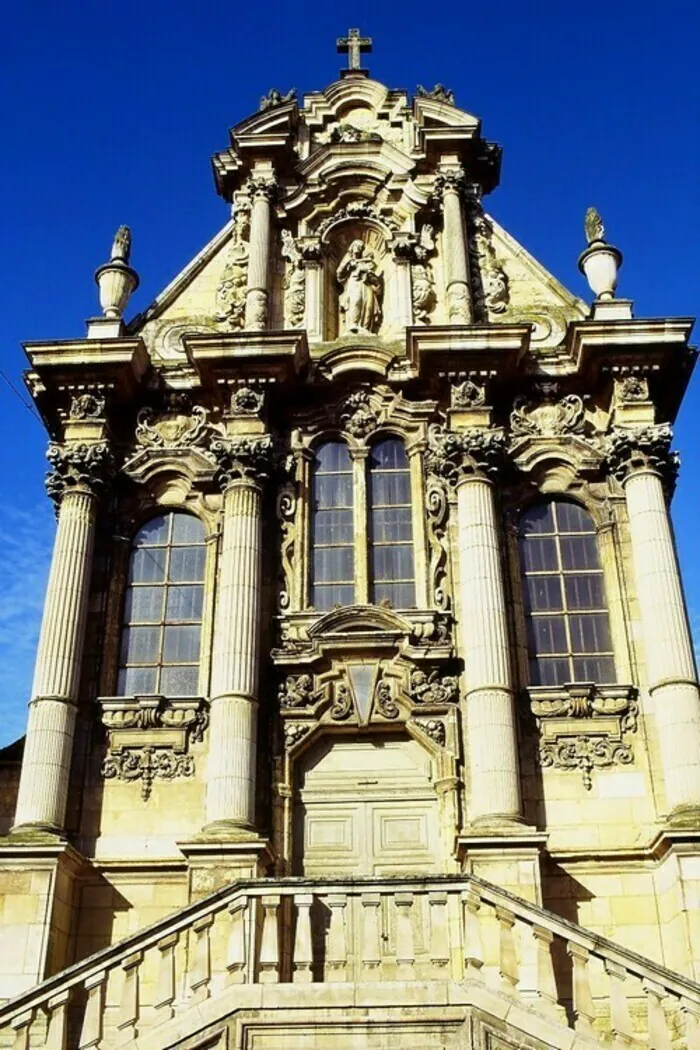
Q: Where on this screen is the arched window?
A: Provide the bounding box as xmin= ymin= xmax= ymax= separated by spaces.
xmin=117 ymin=512 xmax=206 ymax=696
xmin=311 ymin=441 xmax=355 ymax=611
xmin=368 ymin=438 xmax=415 ymax=608
xmin=518 ymin=500 xmax=615 ymax=687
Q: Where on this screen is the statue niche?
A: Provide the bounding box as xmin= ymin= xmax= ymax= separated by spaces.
xmin=337 ymin=239 xmax=382 ymax=334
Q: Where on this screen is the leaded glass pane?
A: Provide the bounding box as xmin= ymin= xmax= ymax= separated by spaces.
xmin=163 ymin=625 xmax=201 ymax=663
xmin=120 ymin=626 xmax=161 ymax=665
xmin=118 ymin=666 xmax=158 ymax=695
xmin=313 ymin=584 xmax=355 ymax=611
xmin=124 ymin=586 xmax=164 ymax=623
xmin=519 ymin=503 xmax=555 ymax=535
xmin=564 ymin=574 xmax=605 ymax=610
xmin=370 ymin=472 xmax=411 ymax=505
xmin=573 ymin=655 xmax=616 ymax=682
xmin=530 ymin=657 xmax=571 ymax=687
xmin=160 ymin=665 xmax=199 ymax=696
xmin=523 ymin=576 xmax=563 ymax=613
xmin=133 ymin=516 xmax=170 ymax=546
xmin=520 ymin=536 xmax=558 ymax=573
xmin=559 ymin=535 xmax=599 ymax=571
xmin=166 ymin=585 xmax=204 ymax=621
xmin=312 ymin=508 xmax=354 ymax=545
xmin=316 ymin=441 xmax=352 ymax=472
xmin=373 ymin=582 xmax=416 ymax=608
xmin=171 ymin=514 xmax=206 ymax=545
xmin=313 ymin=546 xmax=354 ymax=583
xmin=556 ymin=501 xmax=594 ymax=534
xmin=315 ymin=474 xmax=354 ymax=508
xmin=569 ymin=613 xmax=612 ymax=654
xmin=169 ymin=546 xmax=206 ymax=582
xmin=129 ymin=547 xmax=167 ymax=584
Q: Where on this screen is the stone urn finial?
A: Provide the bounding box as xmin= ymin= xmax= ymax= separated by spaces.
xmin=577 ymin=207 xmax=623 ymax=301
xmin=94 ymin=225 xmax=140 ymax=318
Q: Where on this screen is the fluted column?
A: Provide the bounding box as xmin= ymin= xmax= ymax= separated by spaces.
xmin=436 ymin=169 xmax=471 ymax=323
xmin=14 ymin=443 xmax=112 ymax=832
xmin=205 ymin=436 xmax=271 ymax=832
xmin=428 ymin=428 xmax=522 ymax=825
xmin=609 ymin=426 xmax=700 ymax=819
xmin=244 ymin=176 xmax=276 ymax=331
xmin=301 ymin=239 xmax=324 ymax=342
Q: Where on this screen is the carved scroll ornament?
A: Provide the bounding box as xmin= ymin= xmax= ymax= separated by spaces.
xmin=135 ymin=400 xmax=212 ymax=450
xmin=510 ymin=391 xmax=585 ymax=437
xmin=339 ymin=390 xmax=378 ymax=437
xmin=409 ymin=669 xmax=459 ymax=706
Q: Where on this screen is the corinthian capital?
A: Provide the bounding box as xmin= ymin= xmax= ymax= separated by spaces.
xmin=425 ymin=425 xmax=506 ymax=485
xmin=210 ymin=435 xmax=274 ymax=490
xmin=433 ymin=168 xmax=467 ymax=200
xmin=606 ymin=424 xmax=679 ymax=487
xmin=46 ymin=442 xmax=114 ymax=506
xmin=247 ymin=175 xmax=278 ymax=203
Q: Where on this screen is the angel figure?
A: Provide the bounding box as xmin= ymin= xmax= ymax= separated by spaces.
xmin=337 ymin=239 xmax=382 ymax=334
xmin=584 ymin=207 xmax=605 ymax=245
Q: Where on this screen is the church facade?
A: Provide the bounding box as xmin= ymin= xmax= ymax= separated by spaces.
xmin=2 ymin=33 xmax=700 ymax=1050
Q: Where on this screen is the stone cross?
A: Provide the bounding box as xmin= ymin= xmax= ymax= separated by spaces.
xmin=336 ymin=28 xmax=372 ymax=71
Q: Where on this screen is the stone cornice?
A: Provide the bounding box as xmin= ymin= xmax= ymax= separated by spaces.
xmin=184 ymin=330 xmax=309 ymax=390
xmin=406 ymin=324 xmax=530 ymax=381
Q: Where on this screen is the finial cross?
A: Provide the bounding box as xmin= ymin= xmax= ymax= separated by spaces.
xmin=336 ymin=28 xmax=372 ymax=70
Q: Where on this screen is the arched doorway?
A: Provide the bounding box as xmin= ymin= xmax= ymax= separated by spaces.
xmin=293 ymin=732 xmax=441 ymax=876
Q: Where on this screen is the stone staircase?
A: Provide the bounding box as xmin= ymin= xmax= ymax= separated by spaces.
xmin=3 ymin=874 xmax=700 ymax=1050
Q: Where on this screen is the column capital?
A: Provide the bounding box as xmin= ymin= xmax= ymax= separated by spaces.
xmin=606 ymin=424 xmax=679 ymax=488
xmin=247 ymin=175 xmax=278 ymax=203
xmin=433 ymin=168 xmax=467 ymax=200
xmin=426 ymin=424 xmax=506 ymax=485
xmin=45 ymin=441 xmax=114 ymax=507
xmin=210 ymin=435 xmax=274 ymax=491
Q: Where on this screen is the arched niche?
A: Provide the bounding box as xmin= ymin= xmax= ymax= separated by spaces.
xmin=323 ymin=220 xmax=392 ymax=340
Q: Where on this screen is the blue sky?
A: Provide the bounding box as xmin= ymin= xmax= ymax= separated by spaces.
xmin=0 ymin=0 xmax=698 ymax=745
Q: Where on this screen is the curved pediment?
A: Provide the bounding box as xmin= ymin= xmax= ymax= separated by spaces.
xmin=308 ymin=604 xmax=412 ymax=639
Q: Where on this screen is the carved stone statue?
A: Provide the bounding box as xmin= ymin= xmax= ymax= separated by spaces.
xmin=417 ymin=84 xmax=455 ymax=105
xmin=584 ymin=207 xmax=605 ymax=244
xmin=259 ymin=88 xmax=296 ymax=111
xmin=337 ymin=240 xmax=382 ymax=334
xmin=281 ymin=229 xmax=306 ymax=328
xmin=412 ymin=263 xmax=435 ymax=323
xmin=111 ymin=225 xmax=132 ymax=263
xmin=216 ymin=202 xmax=251 ymax=329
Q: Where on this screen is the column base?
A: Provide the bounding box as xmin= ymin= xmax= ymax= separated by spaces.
xmin=178 ymin=834 xmax=275 ymax=900
xmin=666 ymin=806 xmax=700 ymax=830
xmin=456 ymin=828 xmax=548 ymax=905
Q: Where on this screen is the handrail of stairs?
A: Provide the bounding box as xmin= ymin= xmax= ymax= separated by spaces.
xmin=3 ymin=873 xmax=700 ymax=1048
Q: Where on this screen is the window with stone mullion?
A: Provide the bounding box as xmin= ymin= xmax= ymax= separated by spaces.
xmin=311 ymin=441 xmax=356 ymax=611
xmin=519 ymin=500 xmax=616 ymax=687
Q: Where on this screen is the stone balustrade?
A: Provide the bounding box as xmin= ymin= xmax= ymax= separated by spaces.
xmin=3 ymin=875 xmax=700 ymax=1050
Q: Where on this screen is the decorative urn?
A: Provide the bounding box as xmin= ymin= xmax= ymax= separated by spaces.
xmin=577 ymin=207 xmax=622 ymax=301
xmin=94 ymin=225 xmax=140 ymax=318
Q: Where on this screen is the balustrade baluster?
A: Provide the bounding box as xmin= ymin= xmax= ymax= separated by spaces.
xmin=258 ymin=895 xmax=281 ymax=984
xmin=189 ymin=915 xmax=214 ymax=1000
xmin=46 ymin=990 xmax=70 ymax=1050
xmin=154 ymin=932 xmax=179 ymax=1016
xmin=10 ymin=1010 xmax=32 ymax=1050
xmin=567 ymin=942 xmax=596 ymax=1037
xmin=227 ymin=899 xmax=248 ymax=984
xmin=531 ymin=925 xmax=560 ymax=1017
xmin=117 ymin=950 xmax=143 ymax=1040
xmin=644 ymin=980 xmax=672 ymax=1050
xmin=495 ymin=907 xmax=519 ymax=994
xmin=79 ymin=971 xmax=106 ymax=1050
xmin=326 ymin=895 xmax=348 ymax=982
xmin=292 ymin=893 xmax=314 ymax=983
xmin=462 ymin=891 xmax=484 ymax=980
xmin=429 ymin=893 xmax=449 ymax=969
xmin=361 ymin=894 xmax=382 ymax=972
xmin=681 ymin=999 xmax=700 ymax=1050
xmin=605 ymin=959 xmax=634 ymax=1048
xmin=395 ymin=893 xmax=415 ymax=981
